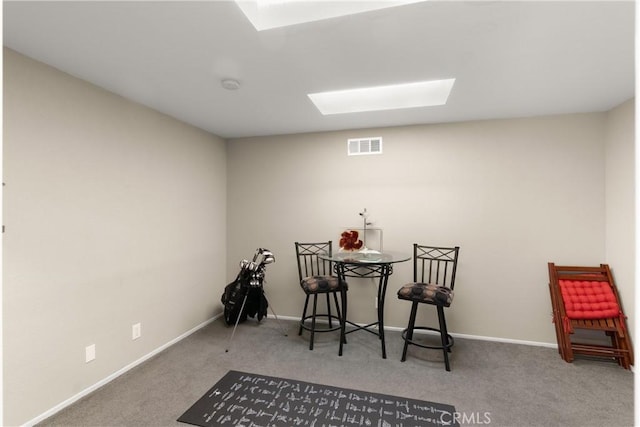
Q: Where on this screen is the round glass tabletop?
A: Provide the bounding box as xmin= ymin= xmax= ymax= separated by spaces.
xmin=320 ymin=250 xmax=411 ymax=264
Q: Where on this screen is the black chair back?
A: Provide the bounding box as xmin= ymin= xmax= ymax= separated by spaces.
xmin=295 ymin=241 xmax=334 ymax=282
xmin=413 ymin=244 xmax=460 ymax=290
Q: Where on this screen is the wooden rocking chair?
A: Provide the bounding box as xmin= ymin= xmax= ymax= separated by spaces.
xmin=548 ymin=263 xmax=633 ymax=369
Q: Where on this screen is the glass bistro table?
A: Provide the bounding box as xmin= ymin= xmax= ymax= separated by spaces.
xmin=319 ymin=251 xmax=410 ymax=358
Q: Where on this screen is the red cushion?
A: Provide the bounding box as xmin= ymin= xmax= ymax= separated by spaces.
xmin=559 ymin=279 xmax=620 ymax=319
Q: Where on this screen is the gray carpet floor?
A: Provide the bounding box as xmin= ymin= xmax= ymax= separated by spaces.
xmin=38 ymin=317 xmax=634 ymax=426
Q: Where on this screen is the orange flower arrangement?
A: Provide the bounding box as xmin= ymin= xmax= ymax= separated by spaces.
xmin=339 ymin=230 xmax=363 ymax=251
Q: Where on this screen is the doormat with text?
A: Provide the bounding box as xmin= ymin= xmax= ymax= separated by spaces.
xmin=178 ymin=370 xmax=458 ymax=426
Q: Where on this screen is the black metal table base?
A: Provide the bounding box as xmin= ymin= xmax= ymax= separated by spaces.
xmin=338 ymin=263 xmax=392 ymax=358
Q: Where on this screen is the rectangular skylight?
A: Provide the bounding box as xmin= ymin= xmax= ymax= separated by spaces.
xmin=235 ymin=0 xmax=426 ymax=31
xmin=308 ymin=79 xmax=455 ymax=115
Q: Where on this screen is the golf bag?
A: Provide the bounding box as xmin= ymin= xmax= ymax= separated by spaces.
xmin=221 ymin=248 xmax=275 ymax=326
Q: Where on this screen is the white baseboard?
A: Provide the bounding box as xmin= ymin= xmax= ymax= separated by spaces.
xmin=23 ymin=315 xmax=220 ymax=427
xmin=294 ymin=315 xmax=558 ymax=349
xmin=385 ymin=325 xmax=558 ymax=349
xmin=447 ymin=330 xmax=558 ymax=348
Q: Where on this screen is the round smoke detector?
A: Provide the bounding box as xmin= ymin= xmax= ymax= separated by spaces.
xmin=221 ymin=79 xmax=241 ymax=90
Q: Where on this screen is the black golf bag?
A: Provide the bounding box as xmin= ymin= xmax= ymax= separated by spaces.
xmin=221 ymin=248 xmax=275 ymax=326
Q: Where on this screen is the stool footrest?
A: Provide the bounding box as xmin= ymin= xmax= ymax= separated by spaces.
xmin=300 ymin=314 xmax=342 ymax=333
xmin=401 ymin=326 xmax=454 ymax=350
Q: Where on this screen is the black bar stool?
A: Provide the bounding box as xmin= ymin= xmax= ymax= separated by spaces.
xmin=295 ymin=241 xmax=348 ymax=350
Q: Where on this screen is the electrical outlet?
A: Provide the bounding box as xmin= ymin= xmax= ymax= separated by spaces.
xmin=132 ymin=323 xmax=141 ymax=340
xmin=85 ymin=344 xmax=96 ymax=363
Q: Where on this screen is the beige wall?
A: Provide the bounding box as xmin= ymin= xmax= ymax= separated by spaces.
xmin=227 ymin=112 xmax=630 ymax=345
xmin=3 ymin=48 xmax=228 ymax=426
xmin=605 ymin=99 xmax=635 ymax=340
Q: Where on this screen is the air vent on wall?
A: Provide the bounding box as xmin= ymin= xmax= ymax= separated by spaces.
xmin=347 ymin=137 xmax=383 ymax=156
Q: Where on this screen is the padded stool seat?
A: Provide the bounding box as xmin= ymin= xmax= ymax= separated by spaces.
xmin=398 ymin=282 xmax=454 ymax=307
xmin=301 ymin=275 xmax=347 ymax=293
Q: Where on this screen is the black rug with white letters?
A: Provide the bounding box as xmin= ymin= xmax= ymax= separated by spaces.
xmin=178 ymin=370 xmax=458 ymax=426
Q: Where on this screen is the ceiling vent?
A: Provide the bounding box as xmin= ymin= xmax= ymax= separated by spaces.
xmin=347 ymin=137 xmax=383 ymax=156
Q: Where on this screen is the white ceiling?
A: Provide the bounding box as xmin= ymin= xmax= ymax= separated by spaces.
xmin=3 ymin=1 xmax=635 ymax=139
